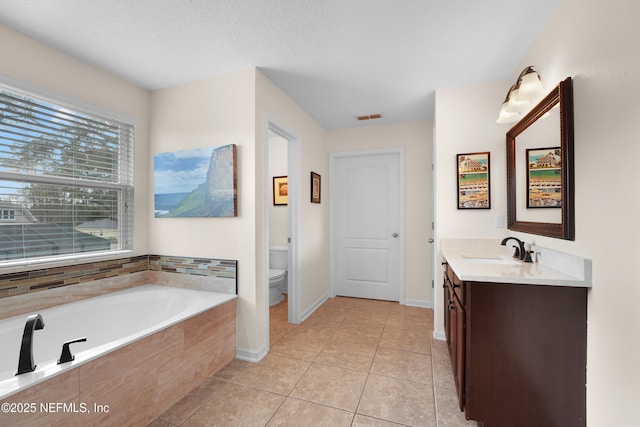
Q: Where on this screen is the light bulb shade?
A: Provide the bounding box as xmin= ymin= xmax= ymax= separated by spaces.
xmin=497 ymin=66 xmax=543 ymax=123
xmin=505 ymin=87 xmax=529 ymax=113
xmin=496 ymin=102 xmax=520 ymax=124
xmin=516 ymin=69 xmax=543 ymax=102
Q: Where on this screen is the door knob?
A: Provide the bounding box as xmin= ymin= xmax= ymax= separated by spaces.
xmin=392 ymin=233 xmax=399 ymax=238
xmin=428 ymin=238 xmax=434 ymax=243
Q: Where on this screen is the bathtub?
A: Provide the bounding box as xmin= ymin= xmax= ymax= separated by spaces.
xmin=0 ymin=284 xmax=237 ymax=426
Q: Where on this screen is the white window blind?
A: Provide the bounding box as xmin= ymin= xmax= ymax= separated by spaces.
xmin=0 ymin=84 xmax=134 ymax=264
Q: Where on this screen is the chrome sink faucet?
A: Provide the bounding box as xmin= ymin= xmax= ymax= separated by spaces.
xmin=500 ymin=237 xmax=533 ymax=263
xmin=16 ymin=313 xmax=45 ymax=375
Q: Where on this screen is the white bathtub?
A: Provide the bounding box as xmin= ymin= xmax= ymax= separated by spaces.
xmin=0 ymin=284 xmax=237 ymax=400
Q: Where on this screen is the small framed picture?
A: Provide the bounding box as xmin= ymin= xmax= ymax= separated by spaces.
xmin=310 ymin=172 xmax=321 ymax=204
xmin=527 ymin=147 xmax=562 ymax=208
xmin=457 ymin=152 xmax=490 ymax=209
xmin=273 ymin=176 xmax=288 ymax=205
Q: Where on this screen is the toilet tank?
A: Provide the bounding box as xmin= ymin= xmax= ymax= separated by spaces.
xmin=269 ymin=245 xmax=289 ymax=270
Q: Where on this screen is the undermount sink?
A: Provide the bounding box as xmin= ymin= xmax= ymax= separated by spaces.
xmin=462 ymin=255 xmax=519 ymax=265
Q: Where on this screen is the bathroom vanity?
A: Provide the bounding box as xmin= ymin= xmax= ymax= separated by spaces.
xmin=441 ymin=239 xmax=591 ymax=427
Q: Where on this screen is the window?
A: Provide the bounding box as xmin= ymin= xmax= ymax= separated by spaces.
xmin=0 ymin=83 xmax=134 ymax=263
xmin=1 ymin=209 xmax=15 ymax=220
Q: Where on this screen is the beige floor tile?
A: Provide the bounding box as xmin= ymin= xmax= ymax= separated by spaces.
xmin=303 ymin=310 xmax=347 ymax=328
xmin=354 ymin=298 xmax=393 ymax=311
xmin=329 ymin=296 xmax=361 ymax=308
xmin=345 ymin=309 xmax=389 ymax=327
xmin=379 ymin=327 xmax=431 ymax=354
xmin=311 ymin=302 xmax=352 ymax=318
xmin=332 ymin=322 xmax=384 ymax=346
xmin=270 ymin=327 xmax=334 ymax=361
xmin=158 ymin=377 xmax=227 ymax=425
xmin=431 ymin=353 xmax=456 ymax=391
xmin=217 ymin=354 xmax=310 ymax=395
xmin=183 ymin=382 xmax=284 ymax=427
xmin=388 ymin=303 xmax=430 ymax=315
xmin=145 ymin=419 xmax=174 ymax=427
xmin=267 ymin=397 xmax=354 ymax=427
xmin=270 ymin=324 xmax=290 ymax=346
xmin=358 ymin=374 xmax=436 ymax=427
xmin=315 ymin=340 xmax=377 ymax=372
xmin=213 ymin=358 xmax=253 ymax=381
xmin=352 ymin=414 xmax=406 ymax=426
xmin=291 ymin=363 xmax=368 ymax=412
xmin=385 ymin=309 xmax=432 ymax=332
xmin=371 ymin=347 xmax=433 ymax=384
xmin=430 ymin=337 xmax=449 ymax=360
xmin=435 ymin=383 xmax=477 ymax=427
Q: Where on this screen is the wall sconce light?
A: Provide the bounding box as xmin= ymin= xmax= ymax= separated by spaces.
xmin=496 ymin=66 xmax=544 ymax=124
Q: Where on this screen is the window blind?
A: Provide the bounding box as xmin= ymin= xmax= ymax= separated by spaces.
xmin=0 ymin=84 xmax=134 ymax=263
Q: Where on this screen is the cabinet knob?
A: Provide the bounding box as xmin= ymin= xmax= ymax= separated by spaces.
xmin=448 ymin=301 xmax=455 ymax=310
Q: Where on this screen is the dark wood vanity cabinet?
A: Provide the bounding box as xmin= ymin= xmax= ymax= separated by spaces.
xmin=443 ymin=262 xmax=587 ymax=427
xmin=443 ymin=262 xmax=465 ymax=411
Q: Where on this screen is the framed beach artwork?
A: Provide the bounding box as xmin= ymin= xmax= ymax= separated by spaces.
xmin=457 ymin=152 xmax=490 ymax=209
xmin=310 ymin=172 xmax=321 ymax=203
xmin=526 ymin=147 xmax=562 ymax=208
xmin=273 ymin=176 xmax=288 ymax=205
xmin=153 ymin=144 xmax=237 ymax=217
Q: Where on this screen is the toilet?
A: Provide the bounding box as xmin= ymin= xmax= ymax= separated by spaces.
xmin=269 ymin=245 xmax=288 ymax=306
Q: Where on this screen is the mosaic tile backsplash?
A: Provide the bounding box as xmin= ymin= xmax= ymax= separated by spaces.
xmin=0 ymin=255 xmax=237 ymax=299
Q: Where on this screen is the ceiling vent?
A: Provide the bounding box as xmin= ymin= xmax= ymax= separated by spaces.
xmin=354 ymin=113 xmax=383 ymax=121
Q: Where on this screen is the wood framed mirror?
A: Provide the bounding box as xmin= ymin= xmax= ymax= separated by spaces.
xmin=506 ymin=77 xmax=574 ymax=240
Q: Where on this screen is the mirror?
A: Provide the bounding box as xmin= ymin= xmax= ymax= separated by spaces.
xmin=506 ymin=77 xmax=574 ymax=240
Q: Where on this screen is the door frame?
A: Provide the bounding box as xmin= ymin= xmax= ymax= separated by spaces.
xmin=264 ymin=117 xmax=302 ymax=345
xmin=329 ymin=147 xmax=405 ymax=304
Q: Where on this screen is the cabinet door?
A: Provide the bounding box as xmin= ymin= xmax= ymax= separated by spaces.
xmin=444 ymin=275 xmax=450 ymax=346
xmin=446 ymin=286 xmax=457 ymax=371
xmin=454 ymin=294 xmax=465 ymax=411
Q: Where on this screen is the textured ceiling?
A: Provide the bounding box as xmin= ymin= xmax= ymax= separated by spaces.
xmin=0 ymin=0 xmax=557 ymax=129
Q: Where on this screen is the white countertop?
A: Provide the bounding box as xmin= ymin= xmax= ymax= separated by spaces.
xmin=441 ymin=239 xmax=592 ymax=287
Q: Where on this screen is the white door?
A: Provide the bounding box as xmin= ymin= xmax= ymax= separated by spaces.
xmin=331 ymin=150 xmax=403 ymax=301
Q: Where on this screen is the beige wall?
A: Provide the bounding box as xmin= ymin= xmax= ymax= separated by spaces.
xmin=0 ymin=24 xmax=151 ymax=260
xmin=326 ymin=121 xmax=434 ymax=306
xmin=149 ymin=70 xmax=259 ymax=354
xmin=515 ymin=1 xmax=640 ymax=424
xmin=435 ymin=1 xmax=640 ymax=424
xmin=255 ymin=71 xmax=330 ymax=329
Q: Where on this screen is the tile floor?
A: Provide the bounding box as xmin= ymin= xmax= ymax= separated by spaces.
xmin=148 ymin=296 xmax=476 ymax=427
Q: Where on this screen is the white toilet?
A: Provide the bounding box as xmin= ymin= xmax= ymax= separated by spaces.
xmin=269 ymin=245 xmax=288 ymax=306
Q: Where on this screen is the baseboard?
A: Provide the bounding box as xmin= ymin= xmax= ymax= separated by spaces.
xmin=300 ymin=292 xmax=329 ymax=322
xmin=235 ymin=344 xmax=268 ymax=363
xmin=404 ymin=299 xmax=432 ymax=309
xmin=432 ymin=329 xmax=446 ymax=341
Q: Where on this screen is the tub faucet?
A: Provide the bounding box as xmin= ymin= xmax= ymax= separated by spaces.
xmin=500 ymin=237 xmax=533 ymax=263
xmin=16 ymin=313 xmax=45 ymax=375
